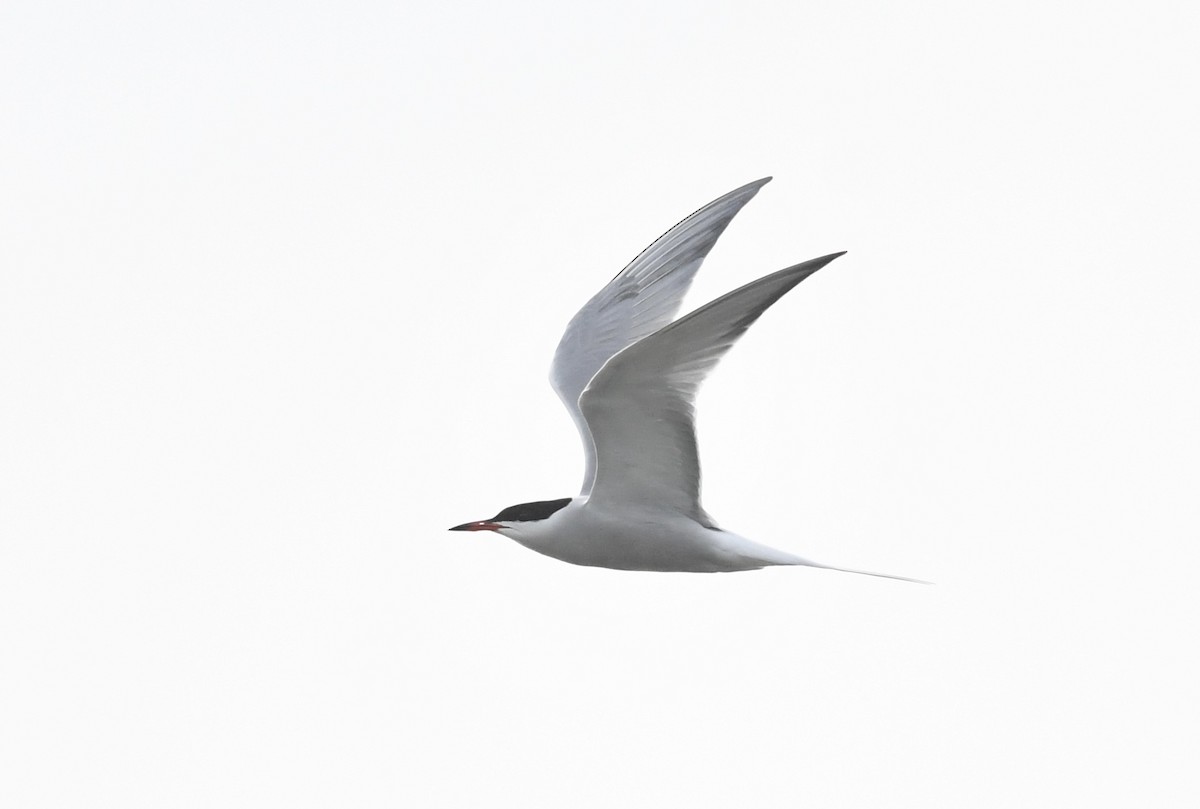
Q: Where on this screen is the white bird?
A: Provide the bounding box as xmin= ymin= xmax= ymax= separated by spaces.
xmin=452 ymin=178 xmax=922 ymax=580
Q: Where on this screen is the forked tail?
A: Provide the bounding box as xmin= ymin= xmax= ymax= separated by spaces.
xmin=790 ymin=557 xmax=931 ymax=584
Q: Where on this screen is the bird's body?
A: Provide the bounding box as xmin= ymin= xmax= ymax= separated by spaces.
xmin=452 ymin=178 xmax=920 ymax=581
xmin=502 ymin=497 xmax=814 ymax=573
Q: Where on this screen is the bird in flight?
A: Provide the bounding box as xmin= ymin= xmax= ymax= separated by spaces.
xmin=452 ymin=178 xmax=922 ymax=580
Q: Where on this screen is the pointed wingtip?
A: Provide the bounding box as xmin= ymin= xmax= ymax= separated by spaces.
xmin=774 ymin=250 xmax=848 ymax=283
xmin=722 ymin=176 xmax=773 ymax=201
xmin=812 ymin=249 xmax=848 ymax=265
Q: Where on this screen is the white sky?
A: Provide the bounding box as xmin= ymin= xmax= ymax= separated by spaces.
xmin=2 ymin=1 xmax=1198 ymax=806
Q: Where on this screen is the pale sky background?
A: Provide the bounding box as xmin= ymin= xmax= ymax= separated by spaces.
xmin=2 ymin=1 xmax=1198 ymax=806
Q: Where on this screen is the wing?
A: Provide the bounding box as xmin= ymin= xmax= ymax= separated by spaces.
xmin=578 ymin=252 xmax=846 ymax=521
xmin=550 ymin=178 xmax=772 ymax=494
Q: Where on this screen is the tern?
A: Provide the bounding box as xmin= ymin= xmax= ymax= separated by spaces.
xmin=452 ymin=178 xmax=921 ymax=580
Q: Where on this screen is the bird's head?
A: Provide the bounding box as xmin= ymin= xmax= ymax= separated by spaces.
xmin=449 ymin=497 xmax=573 ymax=535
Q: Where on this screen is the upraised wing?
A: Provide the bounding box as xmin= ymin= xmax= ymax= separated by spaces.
xmin=551 ymin=178 xmax=772 ymax=494
xmin=578 ymin=253 xmax=846 ymax=521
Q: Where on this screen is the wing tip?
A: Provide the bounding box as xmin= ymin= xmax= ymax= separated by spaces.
xmin=716 ymin=177 xmax=773 ymax=206
xmin=775 ymin=250 xmax=848 ymax=282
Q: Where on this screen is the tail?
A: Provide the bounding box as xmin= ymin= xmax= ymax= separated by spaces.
xmin=780 ymin=553 xmax=931 ymax=584
xmin=720 ymin=532 xmax=930 ymax=582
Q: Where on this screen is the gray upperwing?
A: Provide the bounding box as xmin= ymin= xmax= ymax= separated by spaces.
xmin=549 ymin=178 xmax=773 ymax=495
xmin=579 ymin=253 xmax=846 ymax=519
